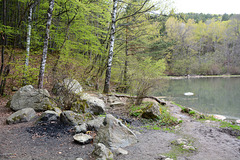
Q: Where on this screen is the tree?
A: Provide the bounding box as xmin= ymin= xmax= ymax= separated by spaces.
xmin=103 ymin=0 xmax=156 ymax=93
xmin=38 ymin=0 xmax=55 ymax=89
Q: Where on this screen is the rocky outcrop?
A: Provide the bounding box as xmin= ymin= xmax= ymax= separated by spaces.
xmin=95 ymin=114 xmax=138 ymax=150
xmin=73 ymin=133 xmax=93 ymax=144
xmin=60 ymin=110 xmax=91 ymax=126
xmin=6 ymin=108 xmax=36 ymax=124
xmin=92 ymin=143 xmax=114 ymax=160
xmin=52 ymin=79 xmax=83 ymax=96
xmin=10 ymin=85 xmax=56 ymax=111
xmin=81 ymin=93 xmax=106 ymax=115
xmin=141 ymin=102 xmax=161 ymax=120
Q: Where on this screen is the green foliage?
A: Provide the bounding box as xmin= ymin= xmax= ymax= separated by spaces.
xmin=128 ymin=57 xmax=166 ymax=105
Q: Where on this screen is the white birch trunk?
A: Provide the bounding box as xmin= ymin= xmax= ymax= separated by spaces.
xmin=103 ymin=0 xmax=118 ymax=93
xmin=25 ymin=6 xmax=32 ymax=67
xmin=38 ymin=0 xmax=55 ymax=89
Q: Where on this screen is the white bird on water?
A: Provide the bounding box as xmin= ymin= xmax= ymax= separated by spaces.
xmin=184 ymin=92 xmax=194 ymax=96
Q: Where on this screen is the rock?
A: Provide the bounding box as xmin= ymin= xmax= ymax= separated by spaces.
xmin=213 ymin=114 xmax=226 ymax=120
xmin=115 ymin=148 xmax=128 ymax=155
xmin=10 ymin=85 xmax=56 ymax=111
xmin=110 ymin=102 xmax=125 ymax=107
xmin=141 ymin=103 xmax=161 ymax=120
xmin=107 ymin=95 xmax=120 ymax=103
xmin=173 ymin=138 xmax=196 ymax=151
xmin=87 ymin=116 xmax=105 ymax=131
xmin=81 ymin=93 xmax=106 ymax=115
xmin=76 ymin=158 xmax=83 ymax=160
xmin=108 ymin=95 xmax=125 ymax=107
xmin=75 ymin=123 xmax=88 ymax=133
xmin=95 ymin=114 xmax=138 ymax=150
xmin=6 ymin=108 xmax=36 ymax=124
xmin=73 ymin=133 xmax=93 ymax=144
xmin=236 ymin=119 xmax=240 ymax=124
xmin=92 ymin=143 xmax=114 ymax=160
xmin=60 ymin=110 xmax=91 ymax=126
xmin=53 ymin=107 xmax=62 ymax=116
xmin=175 ymin=138 xmax=188 ymax=145
xmin=39 ymin=110 xmax=59 ymax=122
xmin=182 ymin=145 xmax=196 ymax=151
xmin=52 ymin=79 xmax=83 ymax=96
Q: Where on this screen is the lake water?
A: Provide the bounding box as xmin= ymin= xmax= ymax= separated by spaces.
xmin=153 ymin=77 xmax=240 ymax=119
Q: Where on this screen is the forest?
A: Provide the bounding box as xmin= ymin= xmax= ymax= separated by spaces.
xmin=0 ymin=0 xmax=240 ymax=96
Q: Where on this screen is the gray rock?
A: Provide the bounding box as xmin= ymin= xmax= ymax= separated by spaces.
xmin=141 ymin=102 xmax=161 ymax=119
xmin=92 ymin=143 xmax=113 ymax=160
xmin=53 ymin=79 xmax=83 ymax=96
xmin=60 ymin=111 xmax=90 ymax=126
xmin=175 ymin=138 xmax=188 ymax=145
xmin=115 ymin=148 xmax=128 ymax=155
xmin=73 ymin=133 xmax=93 ymax=144
xmin=76 ymin=158 xmax=83 ymax=160
xmin=75 ymin=123 xmax=88 ymax=133
xmin=7 ymin=108 xmax=36 ymax=124
xmin=110 ymin=102 xmax=125 ymax=107
xmin=39 ymin=110 xmax=59 ymax=122
xmin=81 ymin=93 xmax=106 ymax=115
xmin=95 ymin=114 xmax=138 ymax=150
xmin=182 ymin=145 xmax=196 ymax=151
xmin=10 ymin=85 xmax=56 ymax=111
xmin=87 ymin=116 xmax=105 ymax=131
xmin=53 ymin=107 xmax=62 ymax=116
xmin=108 ymin=95 xmax=120 ymax=103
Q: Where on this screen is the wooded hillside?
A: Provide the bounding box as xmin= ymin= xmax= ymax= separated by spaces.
xmin=0 ymin=0 xmax=239 ymax=95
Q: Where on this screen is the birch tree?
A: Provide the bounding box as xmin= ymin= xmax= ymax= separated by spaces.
xmin=38 ymin=0 xmax=55 ymax=89
xmin=24 ymin=0 xmax=39 ymax=84
xmin=103 ymin=0 xmax=156 ymax=93
xmin=103 ymin=0 xmax=118 ymax=93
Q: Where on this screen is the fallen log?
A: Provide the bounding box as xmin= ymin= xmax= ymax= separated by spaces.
xmin=107 ymin=94 xmax=166 ymax=106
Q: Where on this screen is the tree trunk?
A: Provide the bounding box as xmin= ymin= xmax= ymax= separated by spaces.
xmin=0 ymin=0 xmax=7 ymax=77
xmin=38 ymin=0 xmax=55 ymax=89
xmin=103 ymin=0 xmax=118 ymax=93
xmin=123 ymin=18 xmax=129 ymax=93
xmin=24 ymin=3 xmax=34 ymax=84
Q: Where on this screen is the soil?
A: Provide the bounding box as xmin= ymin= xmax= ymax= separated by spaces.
xmin=1 ymin=98 xmax=240 ymax=160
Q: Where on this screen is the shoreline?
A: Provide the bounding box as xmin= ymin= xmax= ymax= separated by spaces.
xmin=167 ymin=75 xmax=240 ymax=79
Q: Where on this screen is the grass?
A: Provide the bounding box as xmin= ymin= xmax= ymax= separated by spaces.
xmin=220 ymin=121 xmax=240 ymax=131
xmin=171 ymin=101 xmax=185 ymax=110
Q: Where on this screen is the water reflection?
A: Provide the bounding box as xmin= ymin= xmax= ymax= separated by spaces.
xmin=152 ymin=77 xmax=240 ymax=119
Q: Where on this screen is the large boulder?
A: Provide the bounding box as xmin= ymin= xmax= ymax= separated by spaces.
xmin=81 ymin=93 xmax=106 ymax=115
xmin=52 ymin=79 xmax=83 ymax=96
xmin=141 ymin=102 xmax=161 ymax=120
xmin=10 ymin=85 xmax=56 ymax=111
xmin=60 ymin=110 xmax=92 ymax=126
xmin=95 ymin=114 xmax=138 ymax=150
xmin=6 ymin=108 xmax=36 ymax=124
xmin=92 ymin=143 xmax=114 ymax=160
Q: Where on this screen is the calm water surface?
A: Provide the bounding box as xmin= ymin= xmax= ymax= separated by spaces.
xmin=153 ymin=77 xmax=240 ymax=119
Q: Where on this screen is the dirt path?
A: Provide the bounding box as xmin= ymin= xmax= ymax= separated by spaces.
xmin=0 ymin=100 xmax=240 ymax=160
xmin=116 ymin=103 xmax=240 ymax=160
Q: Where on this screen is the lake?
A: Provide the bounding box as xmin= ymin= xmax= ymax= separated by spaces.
xmin=152 ymin=77 xmax=240 ymax=119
